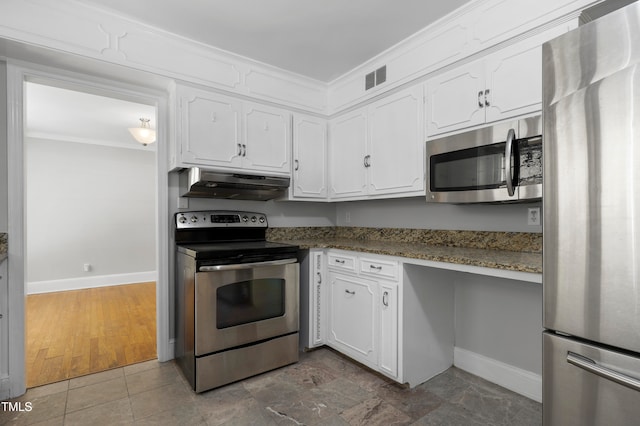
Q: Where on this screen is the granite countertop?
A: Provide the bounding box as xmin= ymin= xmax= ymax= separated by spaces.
xmin=267 ymin=227 xmax=542 ymax=275
xmin=0 ymin=233 xmax=7 ymax=262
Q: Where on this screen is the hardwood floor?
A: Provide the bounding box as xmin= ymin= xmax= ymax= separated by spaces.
xmin=26 ymin=282 xmax=157 ymax=388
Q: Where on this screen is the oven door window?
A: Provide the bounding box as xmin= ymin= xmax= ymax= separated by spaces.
xmin=216 ymin=278 xmax=285 ymax=329
xmin=430 ymin=143 xmax=508 ymax=191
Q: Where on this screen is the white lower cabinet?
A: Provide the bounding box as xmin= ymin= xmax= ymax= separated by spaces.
xmin=303 ymin=249 xmax=457 ymax=387
xmin=323 ymin=251 xmax=401 ymax=381
xmin=328 ymin=272 xmax=379 ymax=367
xmin=378 ymin=280 xmax=398 ymax=378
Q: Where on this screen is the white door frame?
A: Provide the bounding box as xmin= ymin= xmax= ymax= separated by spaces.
xmin=5 ymin=61 xmax=171 ymax=398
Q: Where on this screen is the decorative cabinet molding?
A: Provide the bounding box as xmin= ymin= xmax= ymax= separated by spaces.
xmin=0 ymin=0 xmax=326 ymax=113
xmin=291 ymin=114 xmax=328 ymax=200
xmin=329 ymin=85 xmax=424 ymax=200
xmin=173 ymin=84 xmax=290 ymax=175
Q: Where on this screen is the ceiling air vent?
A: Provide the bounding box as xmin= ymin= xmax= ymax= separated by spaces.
xmin=365 ymin=65 xmax=387 ymax=90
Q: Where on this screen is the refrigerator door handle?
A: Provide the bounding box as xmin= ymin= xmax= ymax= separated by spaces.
xmin=505 ymin=128 xmax=516 ymax=197
xmin=567 ymin=351 xmax=640 ymax=392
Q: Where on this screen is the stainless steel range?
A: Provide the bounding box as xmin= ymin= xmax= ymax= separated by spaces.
xmin=174 ymin=210 xmax=300 ymax=392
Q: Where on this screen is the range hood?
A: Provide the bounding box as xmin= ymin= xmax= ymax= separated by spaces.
xmin=179 ymin=167 xmax=290 ymax=201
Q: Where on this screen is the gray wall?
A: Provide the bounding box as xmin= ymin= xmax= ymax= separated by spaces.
xmin=455 ymin=274 xmax=542 ymax=374
xmin=25 ymin=138 xmax=156 ymax=283
xmin=0 ymin=62 xmax=7 ymax=233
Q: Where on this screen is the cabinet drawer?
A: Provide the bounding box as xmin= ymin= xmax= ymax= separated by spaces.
xmin=359 ymin=257 xmax=399 ymax=281
xmin=327 ymin=253 xmax=357 ymax=272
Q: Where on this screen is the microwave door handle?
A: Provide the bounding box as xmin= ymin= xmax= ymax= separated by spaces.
xmin=505 ymin=128 xmax=516 ymax=197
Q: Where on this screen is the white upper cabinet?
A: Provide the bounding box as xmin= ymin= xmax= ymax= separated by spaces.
xmin=329 ymin=85 xmax=424 ymax=200
xmin=178 ymin=86 xmax=243 ymax=169
xmin=292 ymin=114 xmax=328 ymax=199
xmin=426 ymin=24 xmax=571 ymax=137
xmin=174 ymin=84 xmax=291 ymax=175
xmin=368 ymin=85 xmax=424 ymax=196
xmin=328 ymin=108 xmax=369 ymax=199
xmin=243 ymin=102 xmax=290 ymax=174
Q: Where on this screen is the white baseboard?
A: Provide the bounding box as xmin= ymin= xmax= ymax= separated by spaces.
xmin=454 ymin=346 xmax=542 ymax=402
xmin=27 ymin=271 xmax=157 ymax=294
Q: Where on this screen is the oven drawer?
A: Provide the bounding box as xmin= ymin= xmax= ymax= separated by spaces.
xmin=327 ymin=252 xmax=357 ymax=272
xmin=359 ymin=257 xmax=399 ymax=281
xmin=194 ymin=260 xmax=299 ymax=356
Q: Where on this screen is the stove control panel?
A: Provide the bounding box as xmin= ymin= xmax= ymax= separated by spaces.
xmin=176 ymin=210 xmax=267 ymax=229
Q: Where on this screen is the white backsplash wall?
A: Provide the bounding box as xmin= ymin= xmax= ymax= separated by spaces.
xmin=336 ymin=197 xmax=543 ymax=232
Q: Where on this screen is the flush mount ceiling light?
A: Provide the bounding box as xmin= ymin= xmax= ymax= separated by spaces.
xmin=128 ymin=117 xmax=156 ymax=146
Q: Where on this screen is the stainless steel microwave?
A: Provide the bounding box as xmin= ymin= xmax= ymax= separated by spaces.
xmin=426 ymin=116 xmax=542 ymax=203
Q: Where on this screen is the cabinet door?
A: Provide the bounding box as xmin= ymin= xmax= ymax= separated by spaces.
xmin=244 ymin=102 xmax=290 ymax=174
xmin=328 ymin=272 xmax=378 ymax=367
xmin=309 ymin=251 xmax=326 ymax=347
xmin=484 ymin=41 xmax=542 ymax=123
xmin=379 ymin=281 xmax=398 ymax=379
xmin=292 ymin=114 xmax=328 ymax=199
xmin=426 ymin=60 xmax=486 ymax=136
xmin=328 ymin=109 xmax=368 ymax=199
xmin=368 ymin=85 xmax=424 ymax=196
xmin=180 ymin=87 xmax=243 ymax=168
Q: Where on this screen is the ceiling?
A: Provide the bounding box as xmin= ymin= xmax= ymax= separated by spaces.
xmin=80 ymin=0 xmax=470 ymax=82
xmin=25 ymin=82 xmax=156 ymax=151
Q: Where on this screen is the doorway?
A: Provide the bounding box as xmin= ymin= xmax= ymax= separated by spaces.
xmin=23 ymin=81 xmax=158 ymax=387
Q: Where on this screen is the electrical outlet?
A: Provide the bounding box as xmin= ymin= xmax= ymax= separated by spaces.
xmin=345 ymin=211 xmax=351 ymax=223
xmin=528 ymin=207 xmax=541 ymax=226
xmin=83 ymin=263 xmax=91 ymax=272
xmin=178 ymin=197 xmax=189 ymax=209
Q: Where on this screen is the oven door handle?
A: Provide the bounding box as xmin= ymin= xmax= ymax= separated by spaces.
xmin=198 ymin=258 xmax=297 ymax=272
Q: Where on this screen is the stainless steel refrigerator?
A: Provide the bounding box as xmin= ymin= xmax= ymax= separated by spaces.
xmin=543 ymin=2 xmax=640 ymax=425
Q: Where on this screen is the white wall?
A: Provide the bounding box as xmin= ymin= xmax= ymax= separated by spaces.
xmin=25 ymin=138 xmax=156 ymax=291
xmin=0 ymin=62 xmax=7 ymax=233
xmin=336 ymin=197 xmax=543 ymax=232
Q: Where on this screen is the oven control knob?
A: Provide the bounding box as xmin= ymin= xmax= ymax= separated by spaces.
xmin=190 ymin=215 xmax=198 ymax=223
xmin=259 ymin=216 xmax=265 ymax=223
xmin=178 ymin=215 xmax=187 ymax=224
xmin=242 ymin=215 xmax=249 ymax=222
xmin=251 ymin=216 xmax=257 ymax=223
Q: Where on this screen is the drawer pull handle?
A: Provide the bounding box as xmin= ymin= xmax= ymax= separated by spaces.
xmin=369 ymin=265 xmax=382 ymax=271
xmin=316 ymin=272 xmax=322 ymax=284
xmin=334 ymin=259 xmax=345 ymax=264
xmin=345 ymin=289 xmax=355 ymax=295
xmin=382 ymin=291 xmax=389 ymax=307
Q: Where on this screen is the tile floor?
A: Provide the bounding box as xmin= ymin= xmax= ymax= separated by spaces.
xmin=1 ymin=347 xmax=541 ymax=425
